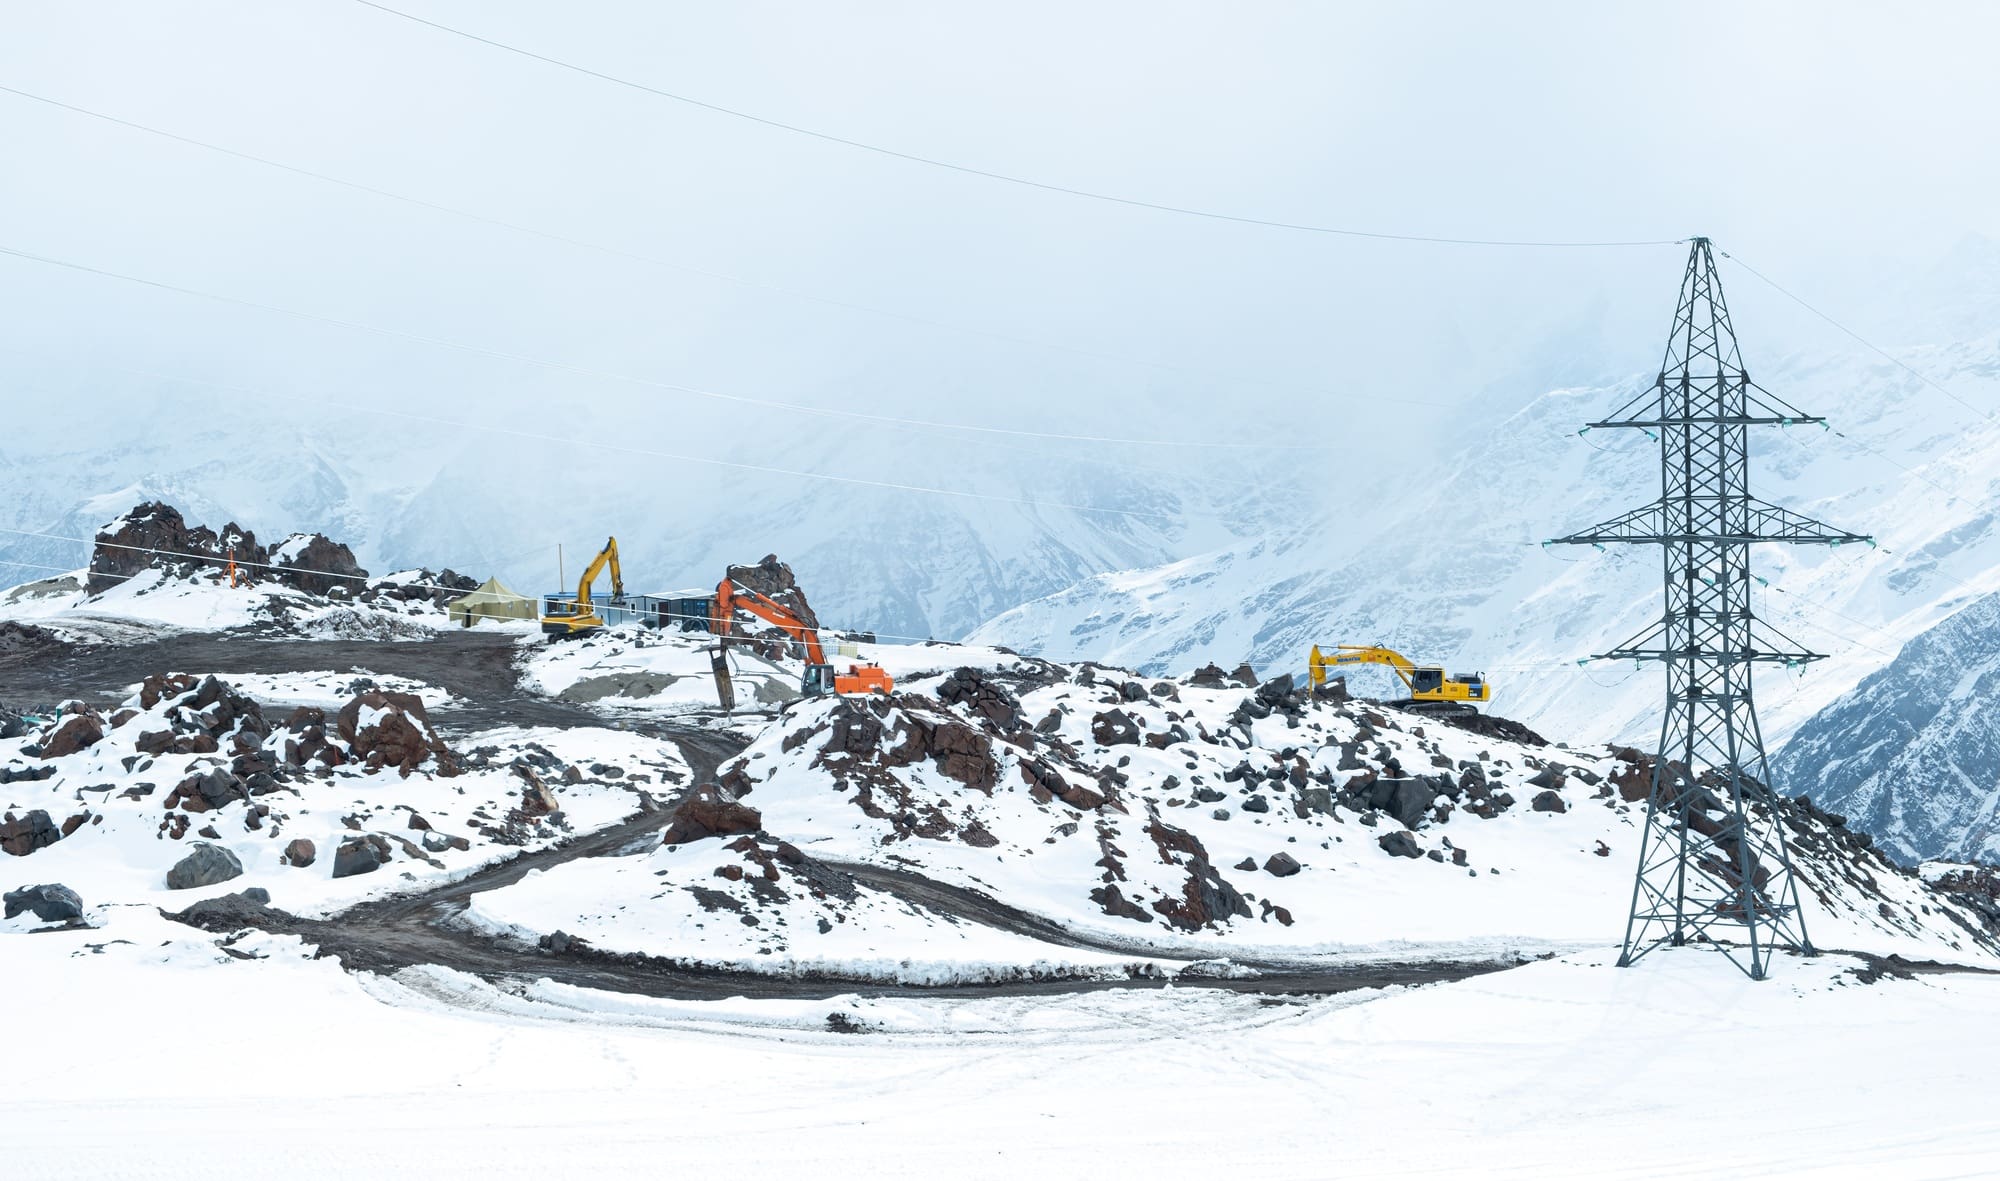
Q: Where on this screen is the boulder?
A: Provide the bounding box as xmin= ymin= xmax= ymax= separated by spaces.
xmin=1241 ymin=794 xmax=1271 ymax=814
xmin=0 ymin=809 xmax=60 ymax=857
xmin=1531 ymin=790 xmax=1568 ymax=814
xmin=662 ymin=785 xmax=763 ymax=845
xmin=282 ymin=838 xmax=317 ymax=867
xmin=165 ymin=841 xmax=243 ymax=889
xmin=1090 ymin=709 xmax=1142 ymax=746
xmin=1377 ymin=831 xmax=1423 ymax=859
xmin=3 ymin=883 xmax=83 ymax=922
xmin=1228 ymin=663 xmax=1259 ymax=687
xmin=935 ymin=667 xmax=1023 ymax=730
xmin=1390 ymin=780 xmax=1437 ymax=830
xmin=331 ymin=835 xmax=391 ymax=879
xmin=1264 ymin=852 xmax=1302 ymax=877
xmin=39 ymin=713 xmax=104 ymax=759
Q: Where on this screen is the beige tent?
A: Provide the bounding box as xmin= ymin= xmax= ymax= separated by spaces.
xmin=447 ymin=576 xmax=536 ymax=627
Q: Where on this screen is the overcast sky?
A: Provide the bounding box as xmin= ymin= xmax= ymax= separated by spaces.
xmin=3 ymin=1 xmax=1998 ymax=476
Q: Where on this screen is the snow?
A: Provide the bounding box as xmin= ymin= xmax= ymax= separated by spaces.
xmin=5 ymin=910 xmax=2000 ymax=1178
xmin=463 ymin=838 xmax=1158 ymax=986
xmin=0 ymin=564 xmax=454 ymax=642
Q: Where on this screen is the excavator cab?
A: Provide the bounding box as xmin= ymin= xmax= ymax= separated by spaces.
xmin=1410 ymin=667 xmax=1446 ymax=695
xmin=801 ymin=663 xmax=837 ymax=697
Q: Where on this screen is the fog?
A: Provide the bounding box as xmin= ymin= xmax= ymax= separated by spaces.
xmin=2 ymin=1 xmax=1997 ymax=566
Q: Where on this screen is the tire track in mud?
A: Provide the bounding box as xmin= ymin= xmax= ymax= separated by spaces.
xmin=7 ymin=628 xmax=1515 ymax=1000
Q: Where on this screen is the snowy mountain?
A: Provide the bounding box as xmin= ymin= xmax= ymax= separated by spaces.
xmin=1771 ymin=590 xmax=2000 ymax=865
xmin=972 ymin=271 xmax=2000 ymax=752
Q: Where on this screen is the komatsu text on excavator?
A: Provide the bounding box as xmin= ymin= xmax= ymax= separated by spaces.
xmin=1307 ymin=644 xmax=1490 ymax=717
xmin=541 ymin=536 xmax=625 ymax=640
xmin=712 ymin=576 xmax=893 ymax=698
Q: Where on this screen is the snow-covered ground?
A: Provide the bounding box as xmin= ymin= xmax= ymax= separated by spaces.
xmin=5 ymin=910 xmax=1999 ymax=1179
xmin=0 ymin=566 xmax=453 ymax=642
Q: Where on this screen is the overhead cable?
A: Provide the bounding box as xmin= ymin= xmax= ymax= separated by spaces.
xmin=0 ymin=82 xmax=1452 ymax=411
xmin=348 ymin=0 xmax=1682 ymax=249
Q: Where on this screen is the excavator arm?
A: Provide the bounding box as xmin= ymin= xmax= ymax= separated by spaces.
xmin=1309 ymin=644 xmax=1418 ymax=692
xmin=1308 ymin=643 xmax=1490 ymax=714
xmin=574 ymin=537 xmax=622 ymax=613
xmin=713 ymin=579 xmax=827 ymax=664
xmin=541 ymin=536 xmax=624 ymax=639
xmin=712 ymin=576 xmax=891 ymax=698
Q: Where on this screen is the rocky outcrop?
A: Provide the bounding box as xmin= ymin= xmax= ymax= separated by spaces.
xmin=86 ymin=500 xmax=370 ymax=598
xmin=724 ymin=553 xmax=820 ymax=637
xmin=269 ymin=533 xmax=367 ymax=597
xmin=332 ymin=690 xmax=459 ymax=777
xmin=1141 ymin=813 xmax=1251 ymax=930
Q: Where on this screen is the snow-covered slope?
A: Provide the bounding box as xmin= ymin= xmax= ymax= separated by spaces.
xmin=973 ymin=313 xmax=2000 ymax=751
xmin=476 ymin=653 xmax=1997 ymax=972
xmin=1772 ymin=590 xmax=2000 ymax=865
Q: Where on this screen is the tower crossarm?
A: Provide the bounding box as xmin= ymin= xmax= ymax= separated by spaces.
xmin=1549 ymin=498 xmax=1872 ymax=547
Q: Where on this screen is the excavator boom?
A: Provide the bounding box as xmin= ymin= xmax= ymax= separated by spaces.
xmin=1308 ymin=643 xmax=1491 ymax=715
xmin=713 ymin=577 xmax=892 ymax=699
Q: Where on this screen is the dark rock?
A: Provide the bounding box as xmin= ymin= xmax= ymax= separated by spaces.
xmin=4 ymin=883 xmax=83 ymax=922
xmin=1242 ymin=795 xmax=1271 ymax=814
xmin=1228 ymin=663 xmax=1259 ymax=687
xmin=662 ymin=785 xmax=763 ymax=845
xmin=0 ymin=809 xmax=61 ymax=857
xmin=1390 ymin=780 xmax=1437 ymax=830
xmin=331 ymin=835 xmax=391 ymax=878
xmin=282 ymin=837 xmax=317 ymax=867
xmin=1091 ymin=709 xmax=1142 ymax=746
xmin=1377 ymin=831 xmax=1423 ymax=859
xmin=1531 ymin=790 xmax=1567 ymax=814
xmin=1264 ymin=852 xmax=1301 ymax=877
xmin=935 ymin=667 xmax=1023 ymax=730
xmin=39 ymin=712 xmax=105 ymax=760
xmin=1235 ymin=857 xmax=1257 ymax=871
xmin=1089 ymin=883 xmax=1155 ymax=924
xmin=334 ymin=689 xmax=459 ymax=777
xmin=165 ymin=841 xmax=243 ymax=889
xmin=1192 ymin=786 xmax=1226 ymax=804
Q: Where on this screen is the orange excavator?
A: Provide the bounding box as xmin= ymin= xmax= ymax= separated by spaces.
xmin=711 ymin=577 xmax=893 ymax=697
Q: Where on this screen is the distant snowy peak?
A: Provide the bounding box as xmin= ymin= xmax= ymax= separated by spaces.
xmin=1772 ymin=591 xmax=2000 ymax=866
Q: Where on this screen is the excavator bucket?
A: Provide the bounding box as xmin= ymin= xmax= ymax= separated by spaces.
xmin=834 ymin=665 xmax=894 ymax=696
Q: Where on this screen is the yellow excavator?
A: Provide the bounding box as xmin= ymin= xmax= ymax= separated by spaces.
xmin=541 ymin=537 xmax=626 ymax=640
xmin=1308 ymin=644 xmax=1491 ymax=717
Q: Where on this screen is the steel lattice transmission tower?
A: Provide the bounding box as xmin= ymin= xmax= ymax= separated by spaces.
xmin=1552 ymin=237 xmax=1870 ymax=980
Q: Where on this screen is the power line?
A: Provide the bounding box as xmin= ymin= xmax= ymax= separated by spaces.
xmin=0 ymin=83 xmax=1451 ymax=412
xmin=0 ymin=240 xmax=1318 ymax=454
xmin=1720 ymin=249 xmax=1996 ymax=423
xmin=348 ymin=0 xmax=1683 ymax=250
